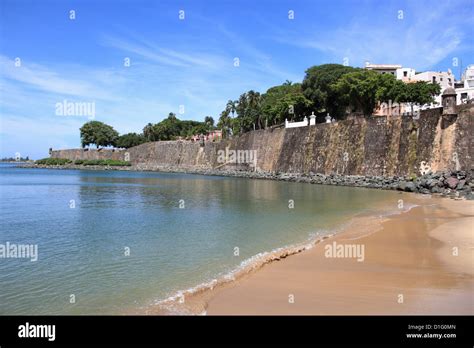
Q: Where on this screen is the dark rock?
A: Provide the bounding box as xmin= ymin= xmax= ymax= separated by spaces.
xmin=426 ymin=179 xmax=438 ymax=188
xmin=405 ymin=182 xmax=417 ymax=192
xmin=466 ymin=193 xmax=474 ymax=200
xmin=398 ymin=181 xmax=417 ymax=192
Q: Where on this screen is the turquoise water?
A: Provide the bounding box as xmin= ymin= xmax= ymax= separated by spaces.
xmin=0 ymin=164 xmax=405 ymax=314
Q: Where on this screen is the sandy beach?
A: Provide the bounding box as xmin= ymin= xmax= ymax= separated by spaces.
xmin=165 ymin=195 xmax=474 ymax=315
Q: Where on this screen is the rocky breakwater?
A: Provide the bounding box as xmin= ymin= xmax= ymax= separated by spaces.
xmin=398 ymin=170 xmax=473 ymax=197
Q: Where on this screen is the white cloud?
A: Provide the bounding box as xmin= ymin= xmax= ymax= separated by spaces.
xmin=273 ymin=1 xmax=468 ymax=70
xmin=0 ymin=56 xmax=119 ymax=101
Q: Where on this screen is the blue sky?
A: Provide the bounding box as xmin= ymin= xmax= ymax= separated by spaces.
xmin=1 ymin=0 xmax=473 ymax=159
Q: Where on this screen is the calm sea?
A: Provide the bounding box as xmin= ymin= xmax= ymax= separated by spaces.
xmin=0 ymin=163 xmax=408 ymax=314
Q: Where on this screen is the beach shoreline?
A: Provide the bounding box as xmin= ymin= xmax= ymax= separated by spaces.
xmin=206 ymin=196 xmax=473 ymax=315
xmin=143 ymin=195 xmax=473 ymax=315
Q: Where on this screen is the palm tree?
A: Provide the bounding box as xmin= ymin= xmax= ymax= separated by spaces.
xmin=143 ymin=123 xmax=154 ymax=141
xmin=217 ymin=110 xmax=231 ymax=138
xmin=204 ymin=116 xmax=214 ymax=129
xmin=226 ymin=100 xmax=237 ymax=117
xmin=247 ymin=90 xmax=262 ymax=129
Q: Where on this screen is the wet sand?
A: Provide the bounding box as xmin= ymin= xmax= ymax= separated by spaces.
xmin=195 ymin=197 xmax=474 ymax=315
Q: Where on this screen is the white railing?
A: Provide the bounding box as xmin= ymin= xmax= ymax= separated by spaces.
xmin=285 ymin=113 xmax=317 ymax=128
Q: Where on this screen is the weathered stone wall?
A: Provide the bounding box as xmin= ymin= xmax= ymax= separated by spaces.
xmin=51 ymin=148 xmax=125 ymax=161
xmin=51 ymin=105 xmax=473 ymax=176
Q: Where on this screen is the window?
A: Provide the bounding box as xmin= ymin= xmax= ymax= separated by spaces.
xmin=461 ymin=93 xmax=467 ymax=99
xmin=440 ymin=77 xmax=443 ymax=81
xmin=432 ymin=76 xmax=436 ymax=83
xmin=403 ymin=71 xmax=408 ymax=77
xmin=391 ymin=72 xmax=395 ymax=75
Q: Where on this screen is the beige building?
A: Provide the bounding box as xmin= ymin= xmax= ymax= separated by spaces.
xmin=411 ymin=69 xmax=454 ymax=87
xmin=365 ymin=63 xmax=402 ymax=76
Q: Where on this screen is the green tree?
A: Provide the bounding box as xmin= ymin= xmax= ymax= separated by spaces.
xmin=394 ymin=81 xmax=441 ymax=112
xmin=260 ymin=83 xmax=312 ymax=125
xmin=302 ymin=64 xmax=358 ymax=118
xmin=217 ymin=110 xmax=232 ymax=138
xmin=204 ymin=116 xmax=214 ymax=130
xmin=226 ymin=100 xmax=237 ymax=117
xmin=231 ymin=91 xmax=263 ymax=133
xmin=332 ymin=70 xmax=389 ymax=116
xmin=116 ymin=133 xmax=146 ymax=148
xmin=143 ymin=123 xmax=155 ymax=141
xmin=80 ymin=121 xmax=119 ymax=148
xmin=142 ymin=113 xmax=211 ymax=141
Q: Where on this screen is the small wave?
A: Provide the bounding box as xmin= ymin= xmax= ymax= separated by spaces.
xmin=142 ymin=200 xmax=420 ymax=315
xmin=143 ymin=230 xmax=335 ymax=315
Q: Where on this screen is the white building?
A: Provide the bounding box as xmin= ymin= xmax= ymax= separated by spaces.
xmin=456 ymin=64 xmax=474 ymax=104
xmin=396 ymin=68 xmax=416 ymax=82
xmin=411 ymin=70 xmax=455 ymax=89
xmin=402 ymin=69 xmax=454 ymax=106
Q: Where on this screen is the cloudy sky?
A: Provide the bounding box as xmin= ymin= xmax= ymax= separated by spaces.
xmin=1 ymin=0 xmax=473 ymax=159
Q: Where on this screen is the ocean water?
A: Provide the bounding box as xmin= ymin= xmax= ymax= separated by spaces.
xmin=0 ymin=164 xmax=408 ymax=314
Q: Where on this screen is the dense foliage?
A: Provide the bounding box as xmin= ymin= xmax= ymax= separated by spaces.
xmin=302 ymin=64 xmax=358 ymax=118
xmin=116 ymin=133 xmax=146 ymax=148
xmin=80 ymin=121 xmax=119 ymax=148
xmin=36 ymin=158 xmax=72 ymax=165
xmin=75 ymin=159 xmax=131 ymax=166
xmin=143 ymin=113 xmax=212 ymax=141
xmin=333 ymin=71 xmax=441 ymax=116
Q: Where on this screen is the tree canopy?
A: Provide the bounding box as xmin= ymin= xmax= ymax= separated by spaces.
xmin=143 ymin=113 xmax=212 ymax=141
xmin=332 ymin=71 xmax=441 ymax=116
xmin=217 ymin=84 xmax=313 ymax=136
xmin=116 ymin=133 xmax=146 ymax=148
xmin=302 ymin=64 xmax=359 ymax=118
xmin=80 ymin=121 xmax=119 ymax=148
xmin=260 ymin=83 xmax=312 ymax=125
xmin=393 ymin=81 xmax=441 ymax=107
